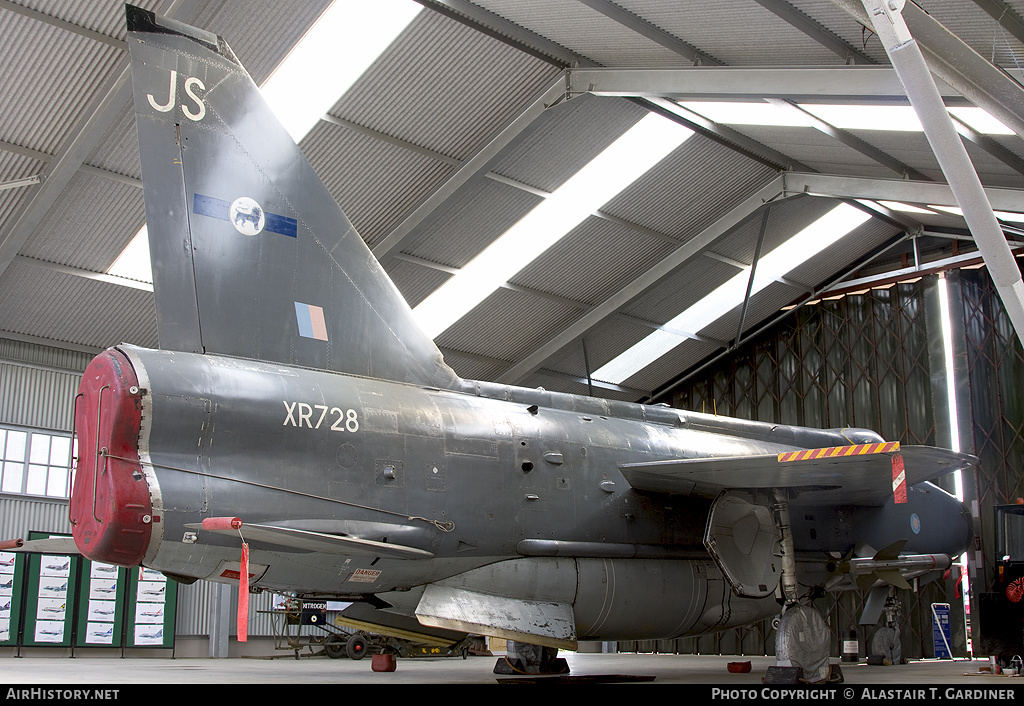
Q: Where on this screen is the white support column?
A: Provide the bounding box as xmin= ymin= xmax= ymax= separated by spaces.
xmin=859 ymin=0 xmax=1024 ymax=347
xmin=208 ymin=582 xmax=232 ymax=658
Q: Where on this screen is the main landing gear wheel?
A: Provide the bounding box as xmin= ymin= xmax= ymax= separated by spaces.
xmin=869 ymin=626 xmax=903 ymax=665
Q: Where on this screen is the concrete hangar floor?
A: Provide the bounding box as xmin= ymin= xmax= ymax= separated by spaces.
xmin=1 ymin=653 xmax=1018 ymax=688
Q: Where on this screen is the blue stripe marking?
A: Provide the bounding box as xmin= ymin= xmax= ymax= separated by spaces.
xmin=265 ymin=212 xmax=298 ymax=238
xmin=193 ymin=193 xmax=229 ymax=220
xmin=192 ymin=193 xmax=298 ymax=237
xmin=294 ymin=302 xmax=314 ymax=338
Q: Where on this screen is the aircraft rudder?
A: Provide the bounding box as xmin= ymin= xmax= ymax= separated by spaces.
xmin=126 ymin=6 xmax=459 ymax=389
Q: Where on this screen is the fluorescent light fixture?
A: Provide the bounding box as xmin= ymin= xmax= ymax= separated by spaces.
xmin=413 ymin=113 xmax=694 ymax=339
xmin=948 ymin=107 xmax=1014 ymax=136
xmin=108 ymin=0 xmax=420 ymax=283
xmin=937 ymin=272 xmax=962 ymax=458
xmin=593 ymin=203 xmax=871 ymax=384
xmin=798 ymin=104 xmax=923 ymax=131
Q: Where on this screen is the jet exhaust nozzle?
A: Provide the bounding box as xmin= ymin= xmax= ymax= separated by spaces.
xmin=69 ymin=348 xmax=154 ymax=567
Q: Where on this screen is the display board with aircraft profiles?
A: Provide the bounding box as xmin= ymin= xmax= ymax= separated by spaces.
xmin=127 ymin=566 xmax=176 ymax=647
xmin=0 ymin=548 xmax=24 ymax=645
xmin=76 ymin=553 xmax=126 ymax=647
xmin=22 ymin=533 xmax=79 ymax=647
xmin=1 ymin=532 xmax=176 ymax=649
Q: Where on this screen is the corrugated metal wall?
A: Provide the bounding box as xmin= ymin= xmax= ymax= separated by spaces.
xmin=0 ymin=338 xmax=89 ymax=432
xmin=176 ymin=581 xmax=279 ymax=638
xmin=0 ymin=494 xmax=72 ymax=539
xmin=0 ymin=362 xmax=81 ymax=432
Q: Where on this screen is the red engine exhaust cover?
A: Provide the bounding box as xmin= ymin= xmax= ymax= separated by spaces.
xmin=70 ymin=349 xmax=153 ymax=566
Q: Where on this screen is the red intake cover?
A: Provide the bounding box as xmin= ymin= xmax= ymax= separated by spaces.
xmin=70 ymin=349 xmax=153 ymax=566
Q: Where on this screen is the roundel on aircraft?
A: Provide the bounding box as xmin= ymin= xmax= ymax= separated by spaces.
xmin=230 ymin=196 xmax=265 ymax=236
xmin=910 ymin=512 xmax=921 ymax=535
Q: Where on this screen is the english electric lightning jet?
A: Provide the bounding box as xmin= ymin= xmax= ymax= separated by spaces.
xmin=5 ymin=6 xmax=975 ymax=678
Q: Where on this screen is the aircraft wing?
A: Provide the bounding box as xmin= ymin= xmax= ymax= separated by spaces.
xmin=0 ymin=536 xmax=80 ymax=555
xmin=619 ymin=443 xmax=976 ymax=505
xmin=185 ymin=520 xmax=434 ymax=559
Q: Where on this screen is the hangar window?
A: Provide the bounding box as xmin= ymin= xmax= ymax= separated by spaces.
xmin=0 ymin=425 xmax=74 ymax=499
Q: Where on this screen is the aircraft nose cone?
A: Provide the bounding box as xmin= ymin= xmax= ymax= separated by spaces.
xmin=69 ymin=349 xmax=154 ymax=567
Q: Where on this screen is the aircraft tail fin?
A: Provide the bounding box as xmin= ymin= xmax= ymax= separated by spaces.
xmin=125 ymin=6 xmax=459 ymax=389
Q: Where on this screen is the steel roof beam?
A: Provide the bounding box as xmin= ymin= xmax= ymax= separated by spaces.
xmin=575 ymin=0 xmax=723 ymax=66
xmin=566 ymin=66 xmax=963 ymax=102
xmin=766 ymin=98 xmax=930 ymax=180
xmin=494 ymin=174 xmax=791 ymax=386
xmin=830 ymin=0 xmax=1024 ymax=138
xmin=638 ymin=96 xmax=809 ymax=172
xmin=371 ymin=74 xmax=568 ymax=263
xmin=414 ymin=0 xmax=593 ymax=68
xmin=750 ymin=0 xmax=875 ymax=64
xmin=0 ymin=0 xmax=209 ymax=281
xmin=0 ymin=66 xmax=131 ymax=279
xmin=0 ymin=0 xmax=125 ymax=51
xmin=969 ymin=0 xmax=1024 ymax=47
xmin=783 ymin=172 xmax=1024 ymax=212
xmin=649 ymin=230 xmax=911 ymax=402
xmin=13 ymin=255 xmax=153 ymax=292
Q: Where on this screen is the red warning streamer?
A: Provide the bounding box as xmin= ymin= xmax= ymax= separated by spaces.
xmin=238 ymin=542 xmax=249 ymax=642
xmin=202 ymin=517 xmax=248 ymax=641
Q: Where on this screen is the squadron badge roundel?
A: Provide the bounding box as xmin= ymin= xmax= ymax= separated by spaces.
xmin=230 ymin=197 xmax=265 ymax=236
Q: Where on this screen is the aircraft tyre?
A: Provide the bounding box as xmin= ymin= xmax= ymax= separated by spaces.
xmin=347 ymin=634 xmax=368 ymax=660
xmin=776 ymin=604 xmax=831 ymax=683
xmin=869 ymin=626 xmax=903 ymax=665
xmin=324 ymin=635 xmax=345 ymax=659
xmin=494 ymin=641 xmax=569 ymax=675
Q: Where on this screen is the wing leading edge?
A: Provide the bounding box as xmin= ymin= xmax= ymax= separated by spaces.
xmin=619 ymin=443 xmax=976 ymax=505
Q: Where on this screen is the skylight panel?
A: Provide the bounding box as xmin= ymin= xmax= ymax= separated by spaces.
xmin=876 ymin=201 xmax=938 ymax=215
xmin=412 ymin=113 xmax=694 ymax=340
xmin=797 ymin=104 xmax=923 ymax=131
xmin=107 ymin=225 xmax=152 ymax=282
xmin=948 ymin=107 xmax=1014 ymax=136
xmin=593 ymin=203 xmax=871 ymax=385
xmin=108 ymin=0 xmax=421 ymax=284
xmin=261 ymin=0 xmax=420 ymax=143
xmin=675 ymin=101 xmax=1013 ymax=138
xmin=931 ymin=204 xmax=1024 ymax=223
xmin=676 ymin=101 xmax=818 ymax=128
